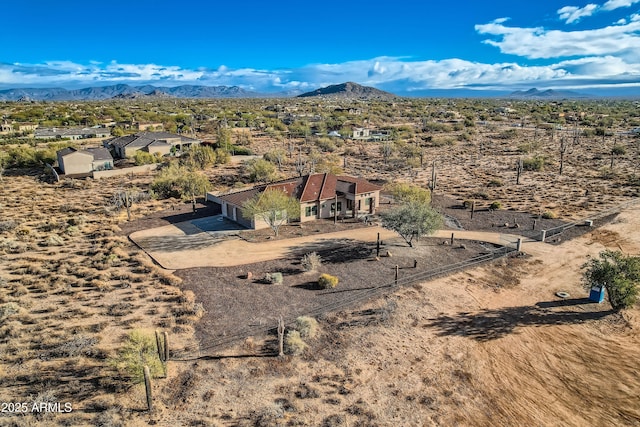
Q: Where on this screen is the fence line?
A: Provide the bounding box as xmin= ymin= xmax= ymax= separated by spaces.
xmin=176 ymin=244 xmax=516 ymax=359
xmin=538 ymin=198 xmax=640 ymax=242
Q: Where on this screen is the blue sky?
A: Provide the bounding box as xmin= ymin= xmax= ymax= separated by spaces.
xmin=3 ymin=0 xmax=640 ymax=95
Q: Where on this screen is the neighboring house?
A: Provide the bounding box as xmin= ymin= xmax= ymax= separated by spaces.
xmin=0 ymin=121 xmax=38 ymax=134
xmin=207 ymin=173 xmax=381 ymax=230
xmin=56 ymin=147 xmax=114 ymax=175
xmin=103 ymin=131 xmax=200 ymax=159
xmin=352 ymin=127 xmax=370 ymax=139
xmin=35 ymin=127 xmax=111 ymax=140
xmin=15 ymin=123 xmax=38 ymax=132
xmin=0 ymin=120 xmax=12 ymax=133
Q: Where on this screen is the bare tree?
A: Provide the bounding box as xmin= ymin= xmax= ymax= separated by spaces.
xmin=559 ymin=136 xmax=574 ymax=176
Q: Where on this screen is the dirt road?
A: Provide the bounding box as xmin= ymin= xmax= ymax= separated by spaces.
xmin=130 ymin=224 xmax=539 ymax=269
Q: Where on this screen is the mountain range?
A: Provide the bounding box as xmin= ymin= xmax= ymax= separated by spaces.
xmin=507 ymin=88 xmax=592 ymax=99
xmin=0 ymin=84 xmax=263 ymax=101
xmin=0 ymin=83 xmax=605 ymax=101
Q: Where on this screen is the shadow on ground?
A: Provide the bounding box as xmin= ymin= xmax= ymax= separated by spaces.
xmin=427 ymin=298 xmax=614 ymax=341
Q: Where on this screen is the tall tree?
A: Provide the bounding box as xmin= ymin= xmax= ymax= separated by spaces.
xmin=241 ymin=189 xmax=300 ymax=236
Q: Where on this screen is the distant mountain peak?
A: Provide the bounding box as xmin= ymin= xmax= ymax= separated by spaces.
xmin=509 ymin=88 xmax=592 ymax=99
xmin=297 ymin=82 xmax=396 ymax=99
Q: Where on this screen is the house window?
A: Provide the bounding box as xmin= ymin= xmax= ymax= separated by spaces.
xmin=330 ymin=202 xmax=342 ymax=212
xmin=347 ymin=199 xmax=353 ymax=209
xmin=305 ymin=205 xmax=317 ymax=217
xmin=364 ymin=198 xmax=371 ymax=206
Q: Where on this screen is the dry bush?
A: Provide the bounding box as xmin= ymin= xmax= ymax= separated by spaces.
xmin=0 ymin=237 xmax=27 ymax=253
xmin=295 ymin=316 xmax=319 ymax=339
xmin=154 ymin=269 xmax=183 ymax=286
xmin=318 ymin=273 xmax=339 ymax=289
xmin=0 ymin=220 xmax=18 ymax=232
xmin=179 ymin=290 xmax=196 ymax=304
xmin=284 ymin=330 xmax=307 ymax=356
xmin=42 ymin=234 xmax=65 ymax=247
xmin=11 ymin=284 xmax=28 ymax=297
xmin=0 ymin=320 xmax=24 ymax=339
xmin=109 ymin=329 xmax=164 ymax=384
xmin=301 ymin=252 xmax=322 ymax=272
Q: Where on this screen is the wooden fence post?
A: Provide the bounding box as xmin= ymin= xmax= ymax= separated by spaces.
xmin=395 ymin=265 xmax=399 ymax=285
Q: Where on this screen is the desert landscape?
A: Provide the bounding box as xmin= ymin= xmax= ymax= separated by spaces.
xmin=0 ymin=95 xmax=639 ymax=426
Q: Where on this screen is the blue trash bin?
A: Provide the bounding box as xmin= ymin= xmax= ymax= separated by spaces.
xmin=589 ymin=285 xmax=605 ymax=303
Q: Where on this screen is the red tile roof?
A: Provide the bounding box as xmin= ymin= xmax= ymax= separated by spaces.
xmin=216 ymin=174 xmax=381 ymax=206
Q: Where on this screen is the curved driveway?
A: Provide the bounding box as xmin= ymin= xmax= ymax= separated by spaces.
xmin=130 ymin=223 xmax=544 ymax=270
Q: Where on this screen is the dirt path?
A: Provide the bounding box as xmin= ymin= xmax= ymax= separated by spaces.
xmin=130 ymin=223 xmax=536 ymax=269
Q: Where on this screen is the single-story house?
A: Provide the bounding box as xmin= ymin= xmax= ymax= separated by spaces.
xmin=206 ymin=173 xmax=381 ymax=230
xmin=103 ymin=131 xmax=200 ymax=159
xmin=56 ymin=147 xmax=114 ymax=175
xmin=35 ymin=127 xmax=111 ymax=140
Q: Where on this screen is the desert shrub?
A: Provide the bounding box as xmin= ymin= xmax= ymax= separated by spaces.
xmin=154 ymin=269 xmax=183 ymax=286
xmin=133 ymin=150 xmax=158 ymax=166
xmin=522 ymin=156 xmax=545 ymax=171
xmin=0 ymin=302 xmax=22 ymax=319
xmin=489 ymin=201 xmax=502 ymax=211
xmin=229 ymin=145 xmax=253 ymax=155
xmin=301 ymin=252 xmax=322 ymax=272
xmin=318 ymin=273 xmax=339 ymax=289
xmin=295 ymin=316 xmax=319 ymax=339
xmin=284 ymin=330 xmax=307 ymax=356
xmin=470 ymin=192 xmax=489 ymax=200
xmin=487 ymin=179 xmax=504 ymax=187
xmin=0 ymin=220 xmax=17 ymax=233
xmin=109 ymin=329 xmax=164 ymax=383
xmin=65 ymin=225 xmax=79 ymax=235
xmin=542 ymin=211 xmax=558 ymax=219
xmin=497 ymin=128 xmax=519 ymax=139
xmin=15 ymin=226 xmax=32 ymax=237
xmin=265 ymin=272 xmax=283 ymax=284
xmin=316 ymin=138 xmax=337 ymax=152
xmin=43 ymin=234 xmax=65 ymax=246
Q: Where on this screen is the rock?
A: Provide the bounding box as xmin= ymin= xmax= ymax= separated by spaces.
xmin=386 ymin=250 xmax=392 ymax=257
xmin=245 ymin=272 xmax=253 ymax=280
xmin=459 ymin=244 xmax=467 ymax=250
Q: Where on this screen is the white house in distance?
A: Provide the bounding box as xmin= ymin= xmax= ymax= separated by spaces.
xmin=207 ymin=173 xmax=381 ymax=230
xmin=56 ymin=147 xmax=114 ymax=175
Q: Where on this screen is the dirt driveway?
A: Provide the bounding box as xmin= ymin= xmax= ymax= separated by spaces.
xmin=130 ymin=222 xmax=535 ymax=269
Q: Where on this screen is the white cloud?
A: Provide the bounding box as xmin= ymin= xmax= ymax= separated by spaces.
xmin=558 ymin=4 xmax=599 ymax=24
xmin=602 ymin=0 xmax=640 ymax=11
xmin=557 ymin=0 xmax=640 ymax=24
xmin=475 ymin=19 xmax=640 ymax=59
xmin=3 ymin=54 xmax=640 ymax=94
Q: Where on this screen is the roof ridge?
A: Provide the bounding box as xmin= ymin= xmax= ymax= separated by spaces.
xmin=318 ymin=172 xmax=329 ymax=199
